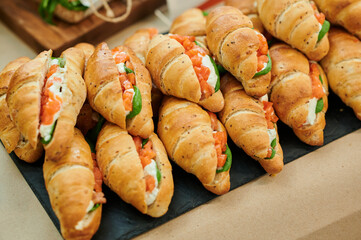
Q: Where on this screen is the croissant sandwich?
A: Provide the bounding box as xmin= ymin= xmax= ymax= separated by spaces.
xmin=158 ymin=97 xmax=232 ymax=195
xmin=96 ymin=122 xmax=174 ymax=217
xmin=85 ymin=43 xmax=154 ymax=138
xmin=124 ymin=28 xmax=159 ymax=64
xmin=320 ymin=28 xmax=361 ymax=120
xmin=225 ymin=0 xmax=264 ymax=33
xmin=219 ymin=74 xmax=283 ymax=175
xmin=0 ymin=57 xmax=43 ymax=163
xmin=206 ymin=6 xmax=272 ymax=97
xmin=6 ymin=47 xmax=86 ymax=161
xmin=257 ymin=0 xmax=330 ymax=61
xmin=269 ymin=43 xmax=329 ymax=146
xmin=313 ymin=0 xmax=361 ymax=40
xmin=36 ymin=0 xmax=112 ymax=24
xmin=146 ymin=34 xmax=224 ymax=112
xmin=170 ymin=8 xmax=206 ymax=37
xmin=43 ymin=128 xmax=105 ymax=240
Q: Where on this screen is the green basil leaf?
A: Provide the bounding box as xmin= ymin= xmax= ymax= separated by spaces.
xmin=202 ymin=11 xmax=209 ymax=16
xmin=315 ymin=98 xmax=324 ymax=113
xmin=126 ymin=86 xmax=142 ymax=119
xmin=318 ymin=20 xmax=330 ymax=42
xmin=319 ymin=75 xmax=323 ymax=84
xmin=266 ymin=147 xmax=276 ymax=160
xmin=216 ymin=64 xmax=227 ymax=75
xmin=254 ymin=53 xmax=272 ymax=77
xmin=267 ymin=38 xmax=274 ymax=47
xmin=88 ymin=203 xmax=100 ymax=213
xmin=58 ymin=0 xmax=88 ymax=11
xmin=209 ymin=56 xmax=220 ymax=92
xmin=216 ymin=145 xmax=232 ymax=173
xmin=85 ymin=137 xmax=96 ymax=153
xmin=142 ymin=138 xmax=149 ymax=148
xmin=125 ymin=66 xmax=134 ymax=74
xmin=51 ymin=57 xmax=65 ymax=68
xmin=85 ymin=115 xmax=106 ymax=144
xmin=156 ymin=165 xmax=162 ymax=183
xmin=40 ymin=120 xmax=57 ymax=145
xmin=271 ymin=138 xmax=277 ymax=148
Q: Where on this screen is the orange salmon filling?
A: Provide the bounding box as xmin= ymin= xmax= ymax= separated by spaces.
xmin=169 ymin=35 xmax=215 ymax=99
xmin=208 ymin=112 xmax=227 ymax=169
xmin=309 ymin=62 xmax=325 ymax=99
xmin=111 ymin=48 xmax=136 ymax=112
xmin=40 ymin=64 xmax=63 ymax=126
xmin=133 ymin=136 xmax=157 ymax=192
xmin=310 ymin=1 xmax=325 ymax=25
xmin=91 ymin=153 xmax=103 ymax=193
xmin=262 ymin=101 xmax=279 ymax=158
xmin=256 ymin=32 xmax=269 ymax=72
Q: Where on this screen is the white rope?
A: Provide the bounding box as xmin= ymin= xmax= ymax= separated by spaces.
xmin=89 ymin=0 xmax=132 ymax=23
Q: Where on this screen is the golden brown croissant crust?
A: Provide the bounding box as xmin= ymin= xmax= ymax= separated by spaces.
xmin=96 ymin=122 xmax=174 ymax=217
xmin=158 ymin=96 xmax=230 ymax=194
xmin=170 ymin=8 xmax=206 ymax=36
xmin=206 ymin=6 xmax=270 ymax=97
xmin=219 ymin=73 xmax=283 ymax=174
xmin=257 ymin=0 xmax=329 ymax=61
xmin=43 ymin=128 xmax=102 ymax=240
xmin=269 ymin=43 xmax=328 ymax=146
xmin=314 ymin=0 xmax=361 ymax=39
xmin=320 ymin=28 xmax=361 ymax=120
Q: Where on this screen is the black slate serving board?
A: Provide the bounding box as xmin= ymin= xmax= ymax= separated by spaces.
xmin=9 ymin=91 xmax=361 ymax=240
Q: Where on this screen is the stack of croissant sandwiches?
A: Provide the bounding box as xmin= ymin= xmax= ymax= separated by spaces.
xmin=1 ymin=0 xmax=361 ymax=239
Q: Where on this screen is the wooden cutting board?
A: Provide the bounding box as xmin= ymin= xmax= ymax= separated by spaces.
xmin=0 ymin=0 xmax=165 ymax=55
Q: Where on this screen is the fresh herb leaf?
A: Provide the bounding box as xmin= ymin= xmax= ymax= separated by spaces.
xmin=315 ymin=98 xmax=324 ymax=113
xmin=216 ymin=64 xmax=227 ymax=75
xmin=319 ymin=75 xmax=323 ymax=84
xmin=141 ymin=138 xmax=149 ymax=148
xmin=254 ymin=53 xmax=272 ymax=77
xmin=266 ymin=148 xmax=276 ymax=160
xmin=156 ymin=165 xmax=162 ymax=183
xmin=88 ymin=203 xmax=100 ymax=213
xmin=209 ymin=56 xmax=220 ymax=92
xmin=59 ymin=0 xmax=88 ymax=11
xmin=216 ymin=145 xmax=232 ymax=173
xmin=40 ymin=120 xmax=57 ymax=144
xmin=318 ymin=20 xmax=330 ymax=42
xmin=126 ymin=86 xmax=142 ymax=119
xmin=202 ymin=11 xmax=209 ymax=16
xmin=85 ymin=115 xmax=105 ymax=144
xmin=125 ymin=66 xmax=134 ymax=74
xmin=271 ymin=138 xmax=277 ymax=148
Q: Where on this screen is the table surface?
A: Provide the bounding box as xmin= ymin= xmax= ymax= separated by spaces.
xmin=1 ymin=14 xmax=361 ymax=240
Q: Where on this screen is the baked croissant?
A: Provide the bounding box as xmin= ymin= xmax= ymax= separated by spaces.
xmin=74 ymin=42 xmax=95 ymax=66
xmin=269 ymin=43 xmax=329 ymax=146
xmin=96 ymin=122 xmax=174 ymax=217
xmin=170 ymin=8 xmax=206 ymax=36
xmin=43 ymin=128 xmax=105 ymax=240
xmin=257 ymin=0 xmax=330 ymax=61
xmin=146 ymin=34 xmax=224 ymax=112
xmin=225 ymin=0 xmax=264 ymax=33
xmin=320 ymin=28 xmax=361 ymax=120
xmin=206 ymin=6 xmax=271 ymax=97
xmin=314 ymin=0 xmax=361 ymax=39
xmin=6 ymin=47 xmax=86 ymax=161
xmin=85 ymin=43 xmax=154 ymax=138
xmin=0 ymin=57 xmax=43 ymax=163
xmin=158 ymin=96 xmax=231 ymax=195
xmin=124 ymin=28 xmax=158 ymax=64
xmin=219 ymin=74 xmax=283 ymax=174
